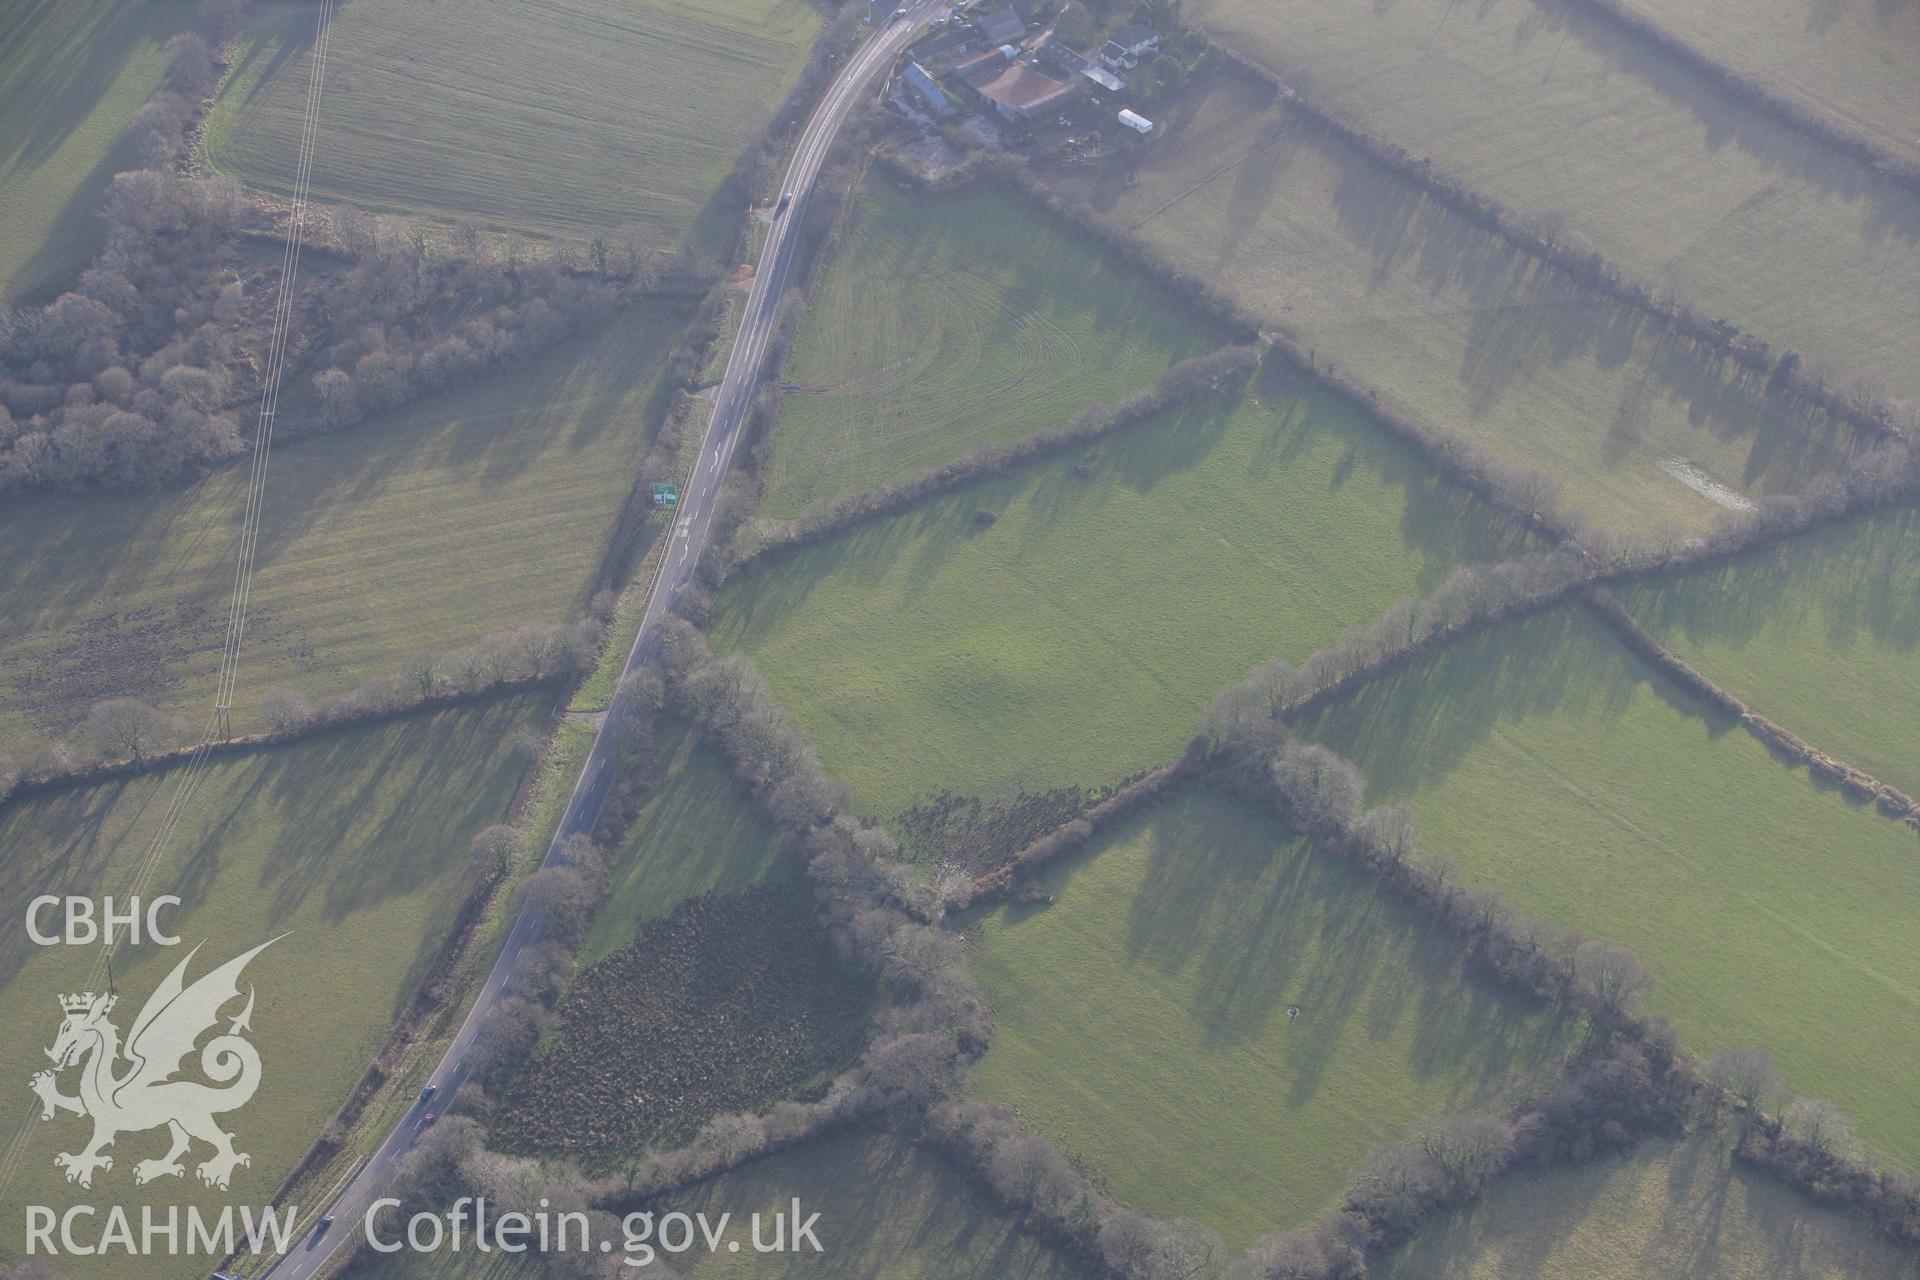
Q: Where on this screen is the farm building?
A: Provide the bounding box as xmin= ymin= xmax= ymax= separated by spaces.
xmin=903 ymin=61 xmax=956 ymax=115
xmin=979 ymin=3 xmax=1026 ymax=45
xmin=1100 ymin=22 xmax=1158 ymax=70
xmin=965 ymin=57 xmax=1077 ymax=121
xmin=952 ymin=45 xmax=1012 ymax=79
xmin=1039 ymin=40 xmax=1123 ymax=92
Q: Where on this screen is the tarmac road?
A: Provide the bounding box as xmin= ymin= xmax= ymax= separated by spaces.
xmin=258 ymin=6 xmax=941 ymax=1274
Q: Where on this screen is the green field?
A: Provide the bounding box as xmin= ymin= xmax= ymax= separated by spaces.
xmin=353 ymin=1130 xmax=1094 ymax=1278
xmin=582 ymin=717 xmax=785 ymax=965
xmin=1377 ymin=1131 xmax=1920 ymax=1279
xmin=759 ymin=179 xmax=1228 ymax=518
xmin=1621 ymin=0 xmax=1920 ymax=159
xmin=1052 ymin=74 xmax=1869 ymax=538
xmin=0 ymin=694 xmax=544 ymax=1277
xmin=965 ymin=789 xmax=1579 ymax=1246
xmin=206 ymin=0 xmax=819 ymax=249
xmin=0 ymin=303 xmax=681 ymax=756
xmin=1293 ymin=603 xmax=1920 ymax=1166
xmin=1618 ymin=505 xmax=1920 ymax=798
xmin=712 ymin=357 xmax=1529 ymax=820
xmin=0 ymin=0 xmax=196 ymax=301
xmin=1189 ymin=0 xmax=1920 ymax=401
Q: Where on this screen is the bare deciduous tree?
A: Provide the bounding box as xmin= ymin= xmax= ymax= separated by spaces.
xmin=1707 ymin=1046 xmax=1782 ymax=1130
xmin=82 ymin=698 xmax=188 ymax=762
xmin=1573 ymin=938 xmax=1655 ymax=1012
xmin=1784 ymin=1097 xmax=1856 ymax=1159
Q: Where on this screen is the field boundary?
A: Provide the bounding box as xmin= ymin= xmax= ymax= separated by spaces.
xmin=1203 ymin=53 xmax=1908 ymax=441
xmin=1553 ymin=0 xmax=1920 ymax=192
xmin=728 ymin=344 xmax=1261 ymax=574
xmin=1579 ymin=585 xmax=1920 ymax=834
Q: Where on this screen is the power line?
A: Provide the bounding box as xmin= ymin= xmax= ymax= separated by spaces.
xmin=0 ymin=0 xmax=338 ymax=1201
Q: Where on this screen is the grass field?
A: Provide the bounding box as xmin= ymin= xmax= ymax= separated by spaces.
xmin=1376 ymin=1131 xmax=1920 ymax=1279
xmin=1617 ymin=505 xmax=1920 ymax=798
xmin=353 ymin=1130 xmax=1094 ymax=1278
xmin=759 ymin=179 xmax=1228 ymax=518
xmin=1189 ymin=0 xmax=1920 ymax=401
xmin=1620 ymin=0 xmax=1920 ymax=159
xmin=1052 ymin=74 xmax=1870 ymax=538
xmin=1293 ymin=603 xmax=1920 ymax=1167
xmin=712 ymin=357 xmax=1530 ymax=821
xmin=0 ymin=693 xmax=545 ymax=1278
xmin=0 ymin=302 xmax=681 ymax=756
xmin=965 ymin=789 xmax=1580 ymax=1246
xmin=0 ymin=0 xmax=196 ymax=301
xmin=582 ymin=717 xmax=785 ymax=965
xmin=205 ymin=0 xmax=819 ymax=250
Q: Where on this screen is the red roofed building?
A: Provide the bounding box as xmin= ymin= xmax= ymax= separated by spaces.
xmin=965 ymin=56 xmax=1076 ymax=121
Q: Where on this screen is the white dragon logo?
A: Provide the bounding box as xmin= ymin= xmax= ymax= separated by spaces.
xmin=28 ymin=938 xmax=277 ymax=1191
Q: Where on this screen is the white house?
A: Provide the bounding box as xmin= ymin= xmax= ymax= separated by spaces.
xmin=1100 ymin=23 xmax=1158 ymax=70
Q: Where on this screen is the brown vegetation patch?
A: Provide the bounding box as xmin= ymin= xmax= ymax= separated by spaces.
xmin=493 ymin=886 xmax=876 ymax=1161
xmin=894 ymin=777 xmax=1146 ymax=875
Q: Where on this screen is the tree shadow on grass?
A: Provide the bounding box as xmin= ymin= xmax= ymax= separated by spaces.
xmin=663 ymin=1129 xmax=1088 ymax=1278
xmin=1619 ymin=506 xmax=1920 ymax=657
xmin=1291 ymin=602 xmax=1737 ymax=801
xmin=0 ymin=303 xmax=682 ymax=738
xmin=1521 ymin=0 xmax=1920 ymax=252
xmin=1383 ymin=1130 xmax=1920 ymax=1278
xmin=0 ymin=0 xmax=194 ymax=179
xmin=1100 ymin=792 xmax=1575 ymax=1114
xmin=1076 ymin=74 xmax=1873 ymax=510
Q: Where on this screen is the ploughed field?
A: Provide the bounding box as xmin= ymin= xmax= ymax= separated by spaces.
xmin=715 ymin=357 xmax=1530 ymax=822
xmin=1190 ymin=0 xmax=1920 ymax=401
xmin=0 ymin=305 xmax=680 ymax=755
xmin=1051 ymin=73 xmax=1871 ymax=539
xmin=205 ymin=0 xmax=819 ymax=250
xmin=0 ymin=694 xmax=544 ymax=1279
xmin=758 ymin=179 xmax=1228 ymax=518
xmin=1293 ymin=602 xmax=1920 ymax=1166
xmin=964 ymin=789 xmax=1581 ymax=1247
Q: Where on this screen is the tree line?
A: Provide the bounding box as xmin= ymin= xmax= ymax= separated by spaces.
xmin=1583 ymin=585 xmax=1920 ymax=832
xmin=728 ymin=344 xmax=1262 ymax=574
xmin=1212 ymin=52 xmax=1911 ymax=441
xmin=0 ymin=618 xmax=598 ymax=810
xmin=0 ymin=0 xmax=676 ymax=496
xmin=1556 ymin=0 xmax=1920 ymax=197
